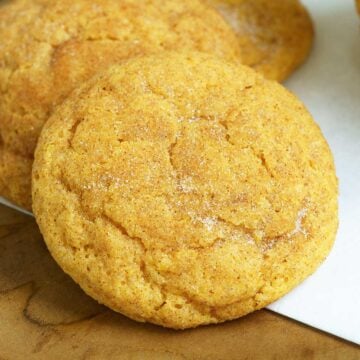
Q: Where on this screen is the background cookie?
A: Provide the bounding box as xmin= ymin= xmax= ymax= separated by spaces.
xmin=207 ymin=0 xmax=314 ymax=81
xmin=33 ymin=52 xmax=338 ymax=329
xmin=0 ymin=0 xmax=241 ymax=210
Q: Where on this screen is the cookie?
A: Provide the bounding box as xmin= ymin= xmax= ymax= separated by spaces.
xmin=207 ymin=0 xmax=314 ymax=81
xmin=32 ymin=52 xmax=338 ymax=329
xmin=0 ymin=0 xmax=241 ymax=210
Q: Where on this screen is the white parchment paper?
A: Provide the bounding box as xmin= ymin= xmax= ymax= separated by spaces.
xmin=1 ymin=0 xmax=359 ymax=345
xmin=268 ymin=0 xmax=360 ymax=345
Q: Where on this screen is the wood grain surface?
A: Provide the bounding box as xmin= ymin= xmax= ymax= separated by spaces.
xmin=0 ymin=204 xmax=359 ymax=360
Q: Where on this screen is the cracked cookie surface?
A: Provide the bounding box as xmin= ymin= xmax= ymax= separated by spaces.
xmin=32 ymin=52 xmax=338 ymax=329
xmin=0 ymin=0 xmax=241 ymax=210
xmin=207 ymin=0 xmax=314 ymax=81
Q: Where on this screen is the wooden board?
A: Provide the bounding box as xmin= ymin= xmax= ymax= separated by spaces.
xmin=0 ymin=204 xmax=359 ymax=359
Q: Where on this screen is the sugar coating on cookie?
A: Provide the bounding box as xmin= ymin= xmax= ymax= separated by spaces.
xmin=0 ymin=0 xmax=241 ymax=210
xmin=207 ymin=0 xmax=314 ymax=81
xmin=33 ymin=53 xmax=338 ymax=329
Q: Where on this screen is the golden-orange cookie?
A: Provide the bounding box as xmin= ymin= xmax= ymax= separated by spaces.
xmin=207 ymin=0 xmax=314 ymax=81
xmin=33 ymin=52 xmax=338 ymax=329
xmin=0 ymin=0 xmax=241 ymax=210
